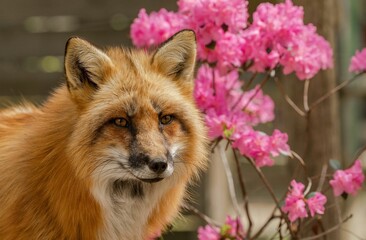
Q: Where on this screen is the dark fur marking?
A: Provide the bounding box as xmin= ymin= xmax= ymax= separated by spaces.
xmin=128 ymin=153 xmax=150 ymax=169
xmin=76 ymin=60 xmax=99 ymax=89
xmin=112 ymin=180 xmax=144 ymax=199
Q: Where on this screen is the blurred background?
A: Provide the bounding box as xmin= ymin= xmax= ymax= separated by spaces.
xmin=1 ymin=0 xmax=366 ymax=239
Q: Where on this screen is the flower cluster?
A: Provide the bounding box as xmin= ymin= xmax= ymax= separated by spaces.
xmin=130 ymin=9 xmax=185 ymax=48
xmin=282 ymin=180 xmax=327 ymax=222
xmin=130 ymin=0 xmax=333 ymax=78
xmin=349 ymin=48 xmax=366 ymax=73
xmin=198 ymin=216 xmax=245 ymax=240
xmin=194 ymin=65 xmax=290 ymax=167
xmin=330 ymin=160 xmax=365 ymax=196
xmin=246 ymin=0 xmax=333 ymax=79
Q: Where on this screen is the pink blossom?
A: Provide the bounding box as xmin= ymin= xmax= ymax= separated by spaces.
xmin=307 ymin=192 xmax=327 ymax=217
xmin=282 ymin=180 xmax=327 ymax=222
xmin=232 ymin=130 xmax=274 ymax=167
xmin=282 ymin=180 xmax=307 ymax=222
xmin=269 ymin=130 xmax=291 ymax=156
xmin=178 ymin=0 xmax=249 ymax=32
xmin=237 ymin=86 xmax=275 ymax=125
xmin=130 ymin=9 xmax=185 ymax=47
xmin=280 ymin=24 xmax=333 ymax=80
xmin=223 ymin=216 xmax=246 ymax=239
xmin=329 ymin=160 xmax=365 ymax=196
xmin=349 ymin=48 xmax=366 ymax=73
xmin=246 ymin=0 xmax=333 ymax=79
xmin=232 ymin=128 xmax=290 ymax=168
xmin=177 ymin=0 xmax=249 ymax=72
xmin=197 ymin=225 xmax=220 ymax=240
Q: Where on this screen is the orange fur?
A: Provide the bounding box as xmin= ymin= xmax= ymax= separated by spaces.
xmin=0 ymin=30 xmax=208 ymax=240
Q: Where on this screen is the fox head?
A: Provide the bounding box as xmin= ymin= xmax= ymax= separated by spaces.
xmin=63 ymin=30 xmax=207 ymax=191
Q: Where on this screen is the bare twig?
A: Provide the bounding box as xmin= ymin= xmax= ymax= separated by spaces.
xmin=218 ymin=144 xmax=242 ymax=218
xmin=316 ymin=162 xmax=328 ymax=192
xmin=210 ymin=137 xmax=222 ymax=153
xmin=244 ymin=72 xmax=258 ymax=91
xmin=232 ymin=72 xmax=258 ymax=110
xmin=184 ymin=204 xmax=221 ymax=227
xmin=246 ymin=157 xmax=296 ymax=238
xmin=251 ymin=207 xmax=278 ymax=239
xmin=341 ymin=227 xmax=366 ymax=240
xmin=309 ymin=73 xmax=363 ymax=110
xmin=304 ymin=79 xmax=310 ymax=112
xmin=232 ymin=149 xmax=253 ymax=237
xmin=290 ymin=150 xmax=307 ymax=170
xmin=301 ymin=215 xmax=353 ymax=240
xmin=352 ymin=143 xmax=366 ymax=162
xmin=275 ymin=77 xmax=306 ymax=117
xmin=242 ymin=74 xmax=271 ymax=112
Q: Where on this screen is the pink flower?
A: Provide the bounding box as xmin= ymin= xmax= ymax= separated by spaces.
xmin=198 ymin=225 xmax=220 ymax=240
xmin=232 ymin=130 xmax=275 ymax=167
xmin=177 ymin=0 xmax=249 ymax=72
xmin=329 ymin=160 xmax=365 ymax=196
xmin=269 ymin=130 xmax=291 ymax=156
xmin=178 ymin=0 xmax=249 ymax=32
xmin=130 ymin=9 xmax=185 ymax=47
xmin=349 ymin=48 xmax=366 ymax=73
xmin=237 ymin=86 xmax=275 ymax=126
xmin=282 ymin=180 xmax=327 ymax=222
xmin=307 ymin=192 xmax=327 ymax=217
xmin=245 ymin=0 xmax=333 ymax=79
xmin=198 ymin=216 xmax=245 ymax=240
xmin=223 ymin=216 xmax=246 ymax=239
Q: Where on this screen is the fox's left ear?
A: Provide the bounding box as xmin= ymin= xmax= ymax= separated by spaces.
xmin=152 ymin=30 xmax=197 ymax=85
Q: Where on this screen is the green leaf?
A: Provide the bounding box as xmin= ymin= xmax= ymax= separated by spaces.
xmin=223 ymin=128 xmax=234 ymax=138
xmin=306 ymin=192 xmax=316 ymax=199
xmin=220 ymin=224 xmax=231 ymax=236
xmin=330 ymin=159 xmax=341 ymax=170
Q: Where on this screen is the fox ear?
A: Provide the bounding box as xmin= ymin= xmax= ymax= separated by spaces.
xmin=64 ymin=37 xmax=113 ymax=104
xmin=152 ymin=30 xmax=197 ymax=84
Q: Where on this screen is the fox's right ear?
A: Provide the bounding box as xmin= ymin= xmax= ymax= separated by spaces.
xmin=64 ymin=37 xmax=114 ymax=105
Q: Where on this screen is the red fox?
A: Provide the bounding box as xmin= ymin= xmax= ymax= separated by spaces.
xmin=0 ymin=30 xmax=208 ymax=240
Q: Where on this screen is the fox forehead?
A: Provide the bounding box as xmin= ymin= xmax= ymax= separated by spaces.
xmin=89 ymin=48 xmax=191 ymax=115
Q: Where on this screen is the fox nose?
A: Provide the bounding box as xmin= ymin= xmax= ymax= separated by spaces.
xmin=148 ymin=159 xmax=168 ymax=174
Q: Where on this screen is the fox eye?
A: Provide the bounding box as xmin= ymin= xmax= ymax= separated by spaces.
xmin=160 ymin=115 xmax=173 ymax=125
xmin=113 ymin=118 xmax=129 ymax=128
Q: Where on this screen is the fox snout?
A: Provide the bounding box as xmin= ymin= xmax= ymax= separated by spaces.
xmin=128 ymin=152 xmax=174 ymax=182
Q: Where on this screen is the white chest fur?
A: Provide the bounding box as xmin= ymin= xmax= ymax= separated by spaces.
xmin=92 ymin=179 xmax=173 ymax=240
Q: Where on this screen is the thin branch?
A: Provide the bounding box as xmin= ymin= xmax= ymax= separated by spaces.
xmin=246 ymin=157 xmax=296 ymax=238
xmin=341 ymin=227 xmax=366 ymax=240
xmin=274 ymin=77 xmax=306 ymax=117
xmin=301 ymin=215 xmax=353 ymax=240
xmin=218 ymin=144 xmax=243 ymax=217
xmin=232 ymin=149 xmax=253 ymax=237
xmin=184 ymin=204 xmax=221 ymax=227
xmin=232 ymin=72 xmax=258 ymax=110
xmin=210 ymin=137 xmax=222 ymax=153
xmin=352 ymin=143 xmax=366 ymax=162
xmin=251 ymin=207 xmax=278 ymax=239
xmin=304 ymin=79 xmax=310 ymax=112
xmin=242 ymin=74 xmax=271 ymax=112
xmin=290 ymin=150 xmax=307 ymax=169
xmin=309 ymin=73 xmax=363 ymax=110
xmin=244 ymin=72 xmax=258 ymax=91
xmin=316 ymin=162 xmax=328 ymax=192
